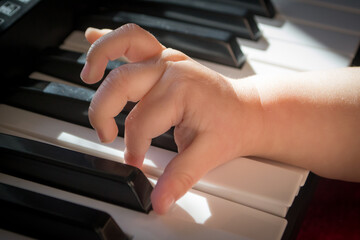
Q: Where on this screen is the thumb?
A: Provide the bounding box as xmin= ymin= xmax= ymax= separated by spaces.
xmin=151 ymin=134 xmax=222 ymax=214
xmin=84 ymin=27 xmax=112 ymax=44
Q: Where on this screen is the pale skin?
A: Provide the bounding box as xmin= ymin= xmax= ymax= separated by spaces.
xmin=80 ymin=24 xmax=360 ymax=214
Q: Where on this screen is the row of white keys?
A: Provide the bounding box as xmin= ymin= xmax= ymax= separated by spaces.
xmin=0 ymin=106 xmax=287 ymax=240
xmin=272 ymin=0 xmax=360 ymax=36
xmin=241 ymin=0 xmax=360 ymax=71
xmin=255 ymin=17 xmax=359 ymax=57
xmin=239 ymin=0 xmax=360 ymax=72
xmin=299 ymin=0 xmax=360 ymax=13
xmin=240 ymin=37 xmax=351 ymax=71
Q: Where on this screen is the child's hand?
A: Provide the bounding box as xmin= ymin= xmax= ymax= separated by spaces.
xmin=80 ymin=24 xmax=262 ymax=214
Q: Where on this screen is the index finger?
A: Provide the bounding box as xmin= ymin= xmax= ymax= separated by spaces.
xmin=80 ymin=23 xmax=165 ymax=84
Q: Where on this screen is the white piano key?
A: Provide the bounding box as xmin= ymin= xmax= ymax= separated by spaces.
xmin=0 ymin=174 xmax=243 ymax=240
xmin=272 ymin=0 xmax=360 ymax=36
xmin=29 ymin=72 xmax=85 ymax=88
xmin=255 ymin=17 xmax=360 ymax=58
xmin=0 ymin=104 xmax=304 ymax=217
xmin=248 ymin=157 xmax=309 ymax=187
xmin=240 ymin=37 xmax=351 ymax=71
xmin=298 ymin=0 xmax=360 ymax=14
xmin=62 ymin=31 xmax=91 ymax=53
xmin=147 ymin=176 xmax=287 ymax=240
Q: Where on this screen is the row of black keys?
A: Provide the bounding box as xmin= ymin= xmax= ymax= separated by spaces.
xmin=3 ymin=48 xmax=176 ymax=152
xmin=0 ymin=133 xmax=151 ymax=239
xmin=74 ymin=0 xmax=276 ymax=67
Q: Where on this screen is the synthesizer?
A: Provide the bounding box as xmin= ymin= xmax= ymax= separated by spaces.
xmin=0 ymin=0 xmax=359 ymax=239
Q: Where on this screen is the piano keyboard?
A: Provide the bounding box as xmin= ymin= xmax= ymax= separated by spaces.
xmin=0 ymin=0 xmax=359 ymax=239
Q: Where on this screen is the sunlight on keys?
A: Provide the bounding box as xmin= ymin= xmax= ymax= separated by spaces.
xmin=57 ymin=132 xmax=157 ymax=168
xmin=176 ymin=192 xmax=212 ymax=224
xmin=59 ymin=132 xmax=211 ymax=225
xmin=148 ymin=178 xmax=212 ymax=224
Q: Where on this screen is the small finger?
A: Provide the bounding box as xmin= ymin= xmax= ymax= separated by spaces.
xmin=151 ymin=134 xmax=222 ymax=214
xmin=89 ymin=60 xmax=166 ymax=143
xmin=123 ymin=79 xmax=184 ymax=168
xmin=84 ymin=27 xmax=112 ymax=44
xmin=80 ymin=23 xmax=164 ymax=84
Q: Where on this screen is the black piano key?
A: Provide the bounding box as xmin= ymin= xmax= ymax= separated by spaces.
xmin=232 ymin=0 xmax=276 ymax=18
xmin=351 ymin=44 xmax=360 ymax=66
xmin=0 ymin=183 xmax=130 ymax=240
xmin=36 ymin=47 xmax=136 ymax=112
xmin=37 ymin=47 xmax=125 ymax=89
xmin=0 ymin=133 xmax=152 ymax=213
xmin=200 ymin=0 xmax=276 ymax=18
xmin=104 ymin=0 xmax=261 ymax=40
xmin=2 ymin=78 xmax=177 ymax=152
xmin=76 ymin=11 xmax=246 ymax=67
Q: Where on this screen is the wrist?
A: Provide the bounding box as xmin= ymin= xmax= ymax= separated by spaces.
xmin=228 ymin=76 xmax=266 ymax=158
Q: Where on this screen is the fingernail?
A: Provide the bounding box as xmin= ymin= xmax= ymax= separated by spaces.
xmin=80 ymin=61 xmax=90 ymax=82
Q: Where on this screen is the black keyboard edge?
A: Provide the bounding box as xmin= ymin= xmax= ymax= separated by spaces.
xmin=0 ymin=183 xmax=130 ymax=240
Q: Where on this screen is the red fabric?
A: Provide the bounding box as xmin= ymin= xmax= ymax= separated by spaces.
xmin=297 ymin=178 xmax=360 ymax=240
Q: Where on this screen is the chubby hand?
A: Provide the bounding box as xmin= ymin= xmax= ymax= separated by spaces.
xmin=80 ymin=24 xmax=262 ymax=214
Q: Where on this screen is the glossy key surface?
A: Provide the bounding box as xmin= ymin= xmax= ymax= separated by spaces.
xmin=0 ymin=183 xmax=129 ymax=240
xmin=36 ymin=48 xmax=137 ymax=111
xmin=76 ymin=11 xmax=245 ymax=67
xmin=0 ymin=133 xmax=153 ymax=213
xmin=36 ymin=47 xmax=126 ymax=90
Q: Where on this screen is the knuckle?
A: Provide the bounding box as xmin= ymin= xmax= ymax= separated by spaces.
xmin=173 ymin=171 xmax=196 ymax=192
xmin=158 ymin=48 xmax=189 ymax=65
xmin=166 ymin=62 xmax=191 ymax=86
xmin=124 ymin=111 xmax=138 ymax=134
xmin=103 ymin=65 xmax=131 ymax=90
